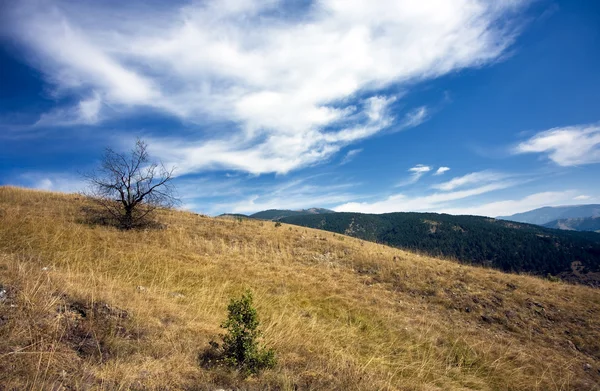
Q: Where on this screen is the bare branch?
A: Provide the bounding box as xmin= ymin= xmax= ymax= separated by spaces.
xmin=82 ymin=138 xmax=178 ymax=229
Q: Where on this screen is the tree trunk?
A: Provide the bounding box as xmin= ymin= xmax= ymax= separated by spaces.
xmin=123 ymin=206 xmax=134 ymax=229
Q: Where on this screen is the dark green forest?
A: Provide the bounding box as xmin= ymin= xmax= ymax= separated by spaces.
xmin=280 ymin=212 xmax=600 ymax=283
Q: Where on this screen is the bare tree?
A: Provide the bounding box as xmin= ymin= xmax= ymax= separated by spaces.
xmin=84 ymin=139 xmax=177 ymax=229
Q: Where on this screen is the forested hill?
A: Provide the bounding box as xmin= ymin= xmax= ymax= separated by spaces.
xmin=280 ymin=212 xmax=600 ymax=286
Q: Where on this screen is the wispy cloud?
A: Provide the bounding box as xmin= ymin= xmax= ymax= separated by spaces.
xmin=210 ymin=178 xmax=359 ymax=215
xmin=4 ymin=0 xmax=530 ymax=175
xmin=148 ymin=95 xmax=395 ymax=175
xmin=10 ymin=172 xmax=87 ymax=193
xmin=433 ymin=166 xmax=450 ymax=176
xmin=397 ymin=106 xmax=429 ymax=130
xmin=168 ymin=171 xmax=363 ymax=215
xmin=432 ymin=170 xmax=509 ymax=191
xmin=409 ymin=164 xmax=432 ymax=176
xmin=340 ymin=149 xmax=363 ymax=165
xmin=35 ymin=92 xmax=102 ymax=127
xmin=513 ymin=123 xmax=600 ymax=166
xmin=396 ymin=164 xmax=431 ymax=187
xmin=574 ymin=195 xmax=591 ymax=201
xmin=335 ymin=180 xmax=517 ymax=214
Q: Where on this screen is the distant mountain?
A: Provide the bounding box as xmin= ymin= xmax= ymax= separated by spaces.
xmin=543 ymin=216 xmax=600 ymax=232
xmin=280 ymin=212 xmax=600 ymax=286
xmin=217 ymin=213 xmax=249 ymax=220
xmin=498 ymin=204 xmax=600 ymax=225
xmin=249 ymin=208 xmax=335 ymax=220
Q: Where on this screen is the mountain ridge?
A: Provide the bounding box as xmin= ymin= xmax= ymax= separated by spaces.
xmin=543 ymin=216 xmax=600 ymax=232
xmin=249 ymin=208 xmax=335 ymax=220
xmin=498 ymin=204 xmax=600 ymax=225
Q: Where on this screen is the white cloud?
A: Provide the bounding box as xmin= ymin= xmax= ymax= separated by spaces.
xmin=170 ymin=172 xmax=362 ymax=215
xmin=150 ymin=96 xmax=397 ymax=175
xmin=574 ymin=195 xmax=591 ymax=201
xmin=397 ymin=106 xmax=429 ymax=130
xmin=219 ymin=191 xmax=352 ymax=215
xmin=396 ymin=164 xmax=431 ymax=187
xmin=340 ymin=149 xmax=363 ymax=165
xmin=433 ymin=166 xmax=450 ymax=175
xmin=513 ymin=124 xmax=600 ymax=166
xmin=210 ymin=179 xmax=358 ymax=215
xmin=336 ymin=180 xmax=516 ymax=214
xmin=409 ymin=165 xmax=432 ymax=175
xmin=5 ymin=0 xmax=529 ymax=175
xmin=15 ymin=172 xmax=86 ymax=193
xmin=35 ymin=92 xmax=102 ymax=126
xmin=432 ymin=170 xmax=509 ymax=191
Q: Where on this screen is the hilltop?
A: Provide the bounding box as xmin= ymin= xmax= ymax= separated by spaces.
xmin=218 ymin=208 xmax=334 ymax=221
xmin=280 ymin=211 xmax=600 ymax=287
xmin=1 ymin=187 xmax=599 ymax=390
xmin=217 ymin=208 xmax=334 ymax=221
xmin=217 ymin=213 xmax=250 ymax=220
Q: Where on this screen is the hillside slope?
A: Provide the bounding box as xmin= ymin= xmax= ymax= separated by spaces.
xmin=544 ymin=216 xmax=600 ymax=232
xmin=1 ymin=187 xmax=600 ymax=390
xmin=498 ymin=204 xmax=600 ymax=225
xmin=280 ymin=212 xmax=600 ymax=286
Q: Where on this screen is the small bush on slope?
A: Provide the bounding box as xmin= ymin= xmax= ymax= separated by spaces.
xmin=207 ymin=290 xmax=276 ymax=376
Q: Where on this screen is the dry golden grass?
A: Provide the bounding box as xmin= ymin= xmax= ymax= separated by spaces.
xmin=0 ymin=186 xmax=599 ymax=390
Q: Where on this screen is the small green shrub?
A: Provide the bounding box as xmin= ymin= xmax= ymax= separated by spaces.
xmin=546 ymin=273 xmax=561 ymax=283
xmin=274 ymin=221 xmax=282 ymax=228
xmin=211 ymin=291 xmax=276 ymax=376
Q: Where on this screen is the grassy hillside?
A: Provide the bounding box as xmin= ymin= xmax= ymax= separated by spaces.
xmin=280 ymin=212 xmax=600 ymax=286
xmin=1 ymin=187 xmax=600 ymax=390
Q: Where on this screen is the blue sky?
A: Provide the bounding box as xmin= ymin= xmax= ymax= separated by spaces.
xmin=1 ymin=0 xmax=600 ymax=216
